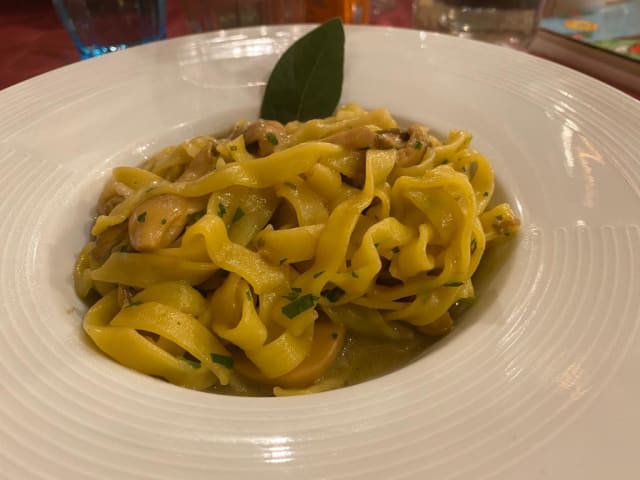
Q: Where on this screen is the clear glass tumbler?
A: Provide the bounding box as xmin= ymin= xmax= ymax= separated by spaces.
xmin=52 ymin=0 xmax=167 ymax=59
xmin=416 ymin=0 xmax=546 ymax=50
xmin=180 ymin=0 xmax=306 ymax=32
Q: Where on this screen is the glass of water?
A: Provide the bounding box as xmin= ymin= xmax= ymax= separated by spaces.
xmin=415 ymin=0 xmax=546 ymax=50
xmin=52 ymin=0 xmax=167 ymax=59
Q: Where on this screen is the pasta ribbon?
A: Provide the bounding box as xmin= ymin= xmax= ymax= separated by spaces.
xmin=245 ymin=326 xmax=314 ymax=379
xmin=90 ymin=252 xmax=216 ymax=288
xmin=180 ymin=214 xmax=287 ymax=294
xmin=209 ymin=274 xmax=267 ymax=351
xmin=83 ymin=291 xmax=220 ymax=389
xmin=76 ymin=105 xmax=519 ymax=396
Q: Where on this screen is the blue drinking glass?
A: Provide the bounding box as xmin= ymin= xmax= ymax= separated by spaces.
xmin=52 ymin=0 xmax=167 ymax=59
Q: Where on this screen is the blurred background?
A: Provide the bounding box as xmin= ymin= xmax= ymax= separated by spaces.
xmin=1 ymin=0 xmax=638 ymax=92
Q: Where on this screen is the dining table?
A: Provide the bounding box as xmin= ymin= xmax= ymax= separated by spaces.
xmin=0 ymin=0 xmax=408 ymax=91
xmin=2 ymin=2 xmax=640 ymax=480
xmin=2 ymin=0 xmax=637 ymax=98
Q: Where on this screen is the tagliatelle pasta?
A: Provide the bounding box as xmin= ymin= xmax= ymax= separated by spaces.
xmin=75 ymin=105 xmax=520 ymax=396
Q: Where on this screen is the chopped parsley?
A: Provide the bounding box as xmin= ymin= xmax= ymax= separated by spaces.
xmin=186 ymin=210 xmax=205 ymax=226
xmin=391 ymin=246 xmax=400 ymax=254
xmin=483 ymin=191 xmax=489 ymax=197
xmin=351 ymin=271 xmax=359 ymax=279
xmin=265 ymin=132 xmax=279 ymax=145
xmin=245 ymin=289 xmax=253 ymax=301
xmin=312 ymin=271 xmax=325 ymax=279
xmin=414 ymin=140 xmax=423 ymax=150
xmin=136 ymin=211 xmax=147 ymax=223
xmin=286 ymin=287 xmax=302 ymax=301
xmin=443 ymin=281 xmax=464 ymax=287
xmin=210 ymin=353 xmax=234 ymax=369
xmin=470 ymin=238 xmax=478 ymax=255
xmin=231 ymin=207 xmax=245 ymax=224
xmin=321 ymin=286 xmax=345 ymax=303
xmin=183 ymin=358 xmax=201 ymax=369
xmin=281 ymin=294 xmax=318 ymax=319
xmin=217 ymin=202 xmax=227 ymax=217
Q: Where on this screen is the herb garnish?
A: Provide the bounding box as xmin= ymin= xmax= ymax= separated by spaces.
xmin=137 ymin=211 xmax=147 ymax=223
xmin=186 ymin=210 xmax=205 ymax=226
xmin=231 ymin=207 xmax=245 ymax=224
xmin=286 ymin=287 xmax=302 ymax=301
xmin=183 ymin=358 xmax=201 ymax=369
xmin=321 ymin=286 xmax=345 ymax=303
xmin=217 ymin=203 xmax=227 ymax=217
xmin=351 ymin=271 xmax=359 ymax=278
xmin=281 ymin=294 xmax=318 ymax=319
xmin=470 ymin=238 xmax=477 ymax=255
xmin=260 ymin=18 xmax=345 ymax=123
xmin=414 ymin=140 xmax=423 ymax=150
xmin=210 ymin=353 xmax=234 ymax=369
xmin=313 ymin=271 xmax=325 ymax=279
xmin=391 ymin=246 xmax=400 ymax=254
xmin=265 ymin=132 xmax=279 ymax=145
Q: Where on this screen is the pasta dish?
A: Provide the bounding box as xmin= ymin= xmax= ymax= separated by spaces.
xmin=74 ymin=105 xmax=519 ymax=396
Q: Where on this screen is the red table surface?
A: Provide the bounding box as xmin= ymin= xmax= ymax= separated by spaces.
xmin=0 ymin=0 xmax=192 ymax=90
xmin=0 ymin=0 xmax=414 ymax=90
xmin=1 ymin=0 xmax=636 ymax=99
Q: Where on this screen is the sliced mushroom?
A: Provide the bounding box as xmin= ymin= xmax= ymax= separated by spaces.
xmin=90 ymin=222 xmax=129 ymax=264
xmin=323 ymin=126 xmax=412 ymax=151
xmin=128 ymin=194 xmax=191 ymax=251
xmin=243 ymin=120 xmax=287 ymax=157
xmin=322 ymin=125 xmax=378 ymax=150
xmin=116 ymin=284 xmax=137 ymax=308
xmin=374 ymin=128 xmax=409 ymax=149
xmin=397 ymin=124 xmax=430 ymax=167
xmin=177 ymin=148 xmax=216 ymax=182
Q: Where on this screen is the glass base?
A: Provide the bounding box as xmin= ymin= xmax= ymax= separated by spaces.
xmin=78 ymin=44 xmax=128 ymax=59
xmin=435 ymin=4 xmax=540 ymax=50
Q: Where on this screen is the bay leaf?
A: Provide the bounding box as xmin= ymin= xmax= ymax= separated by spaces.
xmin=260 ymin=18 xmax=345 ymax=124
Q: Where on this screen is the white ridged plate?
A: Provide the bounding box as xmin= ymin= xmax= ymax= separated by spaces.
xmin=1 ymin=25 xmax=639 ymax=479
